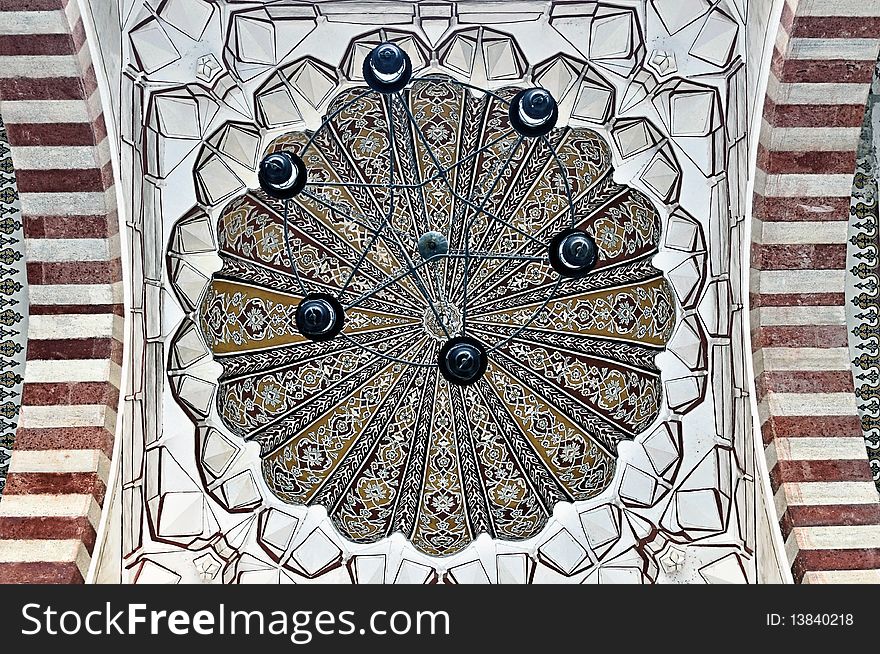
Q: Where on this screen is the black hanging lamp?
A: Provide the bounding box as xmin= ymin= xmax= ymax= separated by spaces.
xmin=295 ymin=293 xmax=345 ymax=341
xmin=258 ymin=151 xmax=307 ymax=199
xmin=548 ymin=229 xmax=599 ymax=278
xmin=363 ymin=42 xmax=412 ymax=94
xmin=438 ymin=336 xmax=488 ymax=386
xmin=509 ymin=88 xmax=558 ymax=138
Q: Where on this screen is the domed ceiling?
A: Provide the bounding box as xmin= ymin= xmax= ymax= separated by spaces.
xmin=113 ymin=0 xmax=759 ymax=584
xmin=197 ymin=77 xmax=674 ymax=556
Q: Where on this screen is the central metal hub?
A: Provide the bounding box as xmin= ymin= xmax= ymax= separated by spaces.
xmin=438 ymin=336 xmax=488 ymax=386
xmin=417 ymin=230 xmax=449 ymax=260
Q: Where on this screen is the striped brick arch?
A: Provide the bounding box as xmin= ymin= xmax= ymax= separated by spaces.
xmin=752 ymin=0 xmax=880 ymax=583
xmin=0 ymin=0 xmax=121 ymax=583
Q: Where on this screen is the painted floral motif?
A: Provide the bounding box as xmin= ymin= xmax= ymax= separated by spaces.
xmin=0 ymin=116 xmax=27 ymax=499
xmin=848 ymin=61 xmax=880 ymax=487
xmin=197 ymin=78 xmax=675 ymax=556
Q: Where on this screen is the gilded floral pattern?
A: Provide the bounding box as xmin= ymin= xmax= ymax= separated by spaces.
xmin=196 ymin=79 xmax=676 ymax=555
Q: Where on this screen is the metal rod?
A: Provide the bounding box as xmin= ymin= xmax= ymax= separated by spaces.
xmin=461 ymin=135 xmax=524 ymax=334
xmin=280 ymin=199 xmax=309 ymax=297
xmin=380 ymin=96 xmax=452 ymax=340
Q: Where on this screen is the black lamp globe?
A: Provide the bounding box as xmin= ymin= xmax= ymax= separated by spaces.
xmin=509 ymin=88 xmax=559 ymax=138
xmin=258 ymin=151 xmax=306 ymax=200
xmin=363 ymin=42 xmax=412 ymax=93
xmin=548 ymin=229 xmax=599 ymax=278
xmin=295 ymin=293 xmax=345 ymax=341
xmin=438 ymin=336 xmax=488 ymax=386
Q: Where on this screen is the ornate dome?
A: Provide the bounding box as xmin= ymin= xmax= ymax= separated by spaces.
xmin=197 ymin=76 xmax=675 ymax=556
